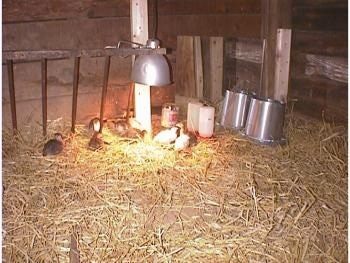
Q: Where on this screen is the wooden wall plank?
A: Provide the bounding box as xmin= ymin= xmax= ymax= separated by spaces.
xmin=194 ymin=36 xmax=204 ymax=99
xmin=235 ymin=60 xmax=261 ymax=93
xmin=209 ymin=37 xmax=224 ymax=102
xmin=290 ymin=77 xmax=347 ymax=123
xmin=202 ymin=38 xmax=211 ymax=100
xmin=130 ymin=0 xmax=152 ymax=132
xmin=3 ymin=0 xmax=260 ymax=23
xmin=290 ymin=0 xmax=347 ymax=123
xmin=2 ymin=0 xmax=262 ymax=127
xmin=293 ymin=0 xmax=347 ymax=7
xmin=154 ymin=0 xmax=261 ymax=15
xmin=201 ymin=37 xmax=225 ymax=102
xmin=223 ymin=39 xmax=236 ymax=91
xmin=293 ymin=6 xmax=348 ymax=31
xmin=293 ymin=31 xmax=347 ymax=57
xmin=223 ymin=37 xmax=264 ymax=93
xmin=3 ymin=18 xmax=130 ymax=50
xmin=273 ymin=29 xmax=292 ymax=102
xmin=175 ymin=36 xmax=196 ymax=97
xmin=261 ymin=0 xmax=292 ymax=98
xmin=159 ymin=14 xmax=261 ymax=50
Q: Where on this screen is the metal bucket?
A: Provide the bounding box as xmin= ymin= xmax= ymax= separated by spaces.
xmin=220 ymin=90 xmax=252 ymax=130
xmin=244 ymin=98 xmax=286 ymax=144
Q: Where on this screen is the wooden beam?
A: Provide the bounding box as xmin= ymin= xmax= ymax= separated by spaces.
xmin=176 ymin=36 xmax=203 ymax=99
xmin=71 ymin=57 xmax=80 ymax=133
xmin=2 ymin=48 xmax=166 ymax=62
xmin=209 ymin=37 xmax=224 ymax=102
xmin=261 ymin=0 xmax=292 ymax=98
xmin=7 ymin=59 xmax=17 ymax=131
xmin=194 ymin=36 xmax=204 ymax=99
xmin=3 ymin=0 xmax=261 ymax=23
xmin=41 ymin=58 xmax=48 ymax=136
xmin=273 ymin=29 xmax=291 ymax=102
xmin=176 ymin=36 xmax=196 ymax=97
xmin=99 ymin=56 xmax=111 ymax=133
xmin=130 ymin=0 xmax=152 ymax=132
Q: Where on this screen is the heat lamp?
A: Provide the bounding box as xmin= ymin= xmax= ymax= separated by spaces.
xmin=131 ymin=39 xmax=171 ymax=86
xmin=116 ymin=37 xmax=171 ymax=133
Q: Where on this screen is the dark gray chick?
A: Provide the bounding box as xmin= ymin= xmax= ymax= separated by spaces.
xmin=43 ymin=133 xmax=64 ymax=156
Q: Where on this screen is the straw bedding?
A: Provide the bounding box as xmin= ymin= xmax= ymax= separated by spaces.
xmin=2 ymin=113 xmax=347 ymax=262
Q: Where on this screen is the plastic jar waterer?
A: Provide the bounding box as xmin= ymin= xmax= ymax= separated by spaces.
xmin=161 ymin=103 xmax=179 ymax=128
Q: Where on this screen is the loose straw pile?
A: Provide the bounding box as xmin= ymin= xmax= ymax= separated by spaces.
xmin=2 ymin=113 xmax=347 ymax=262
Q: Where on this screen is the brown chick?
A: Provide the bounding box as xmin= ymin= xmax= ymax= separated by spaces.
xmin=88 ymin=132 xmax=105 ymax=151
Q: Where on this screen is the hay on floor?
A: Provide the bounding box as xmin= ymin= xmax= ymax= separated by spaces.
xmin=2 ymin=113 xmax=347 ymax=262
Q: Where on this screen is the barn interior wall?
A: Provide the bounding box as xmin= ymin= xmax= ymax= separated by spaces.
xmin=2 ymin=0 xmax=261 ymax=129
xmin=2 ymin=0 xmax=347 ymax=130
xmin=290 ymin=0 xmax=348 ymax=123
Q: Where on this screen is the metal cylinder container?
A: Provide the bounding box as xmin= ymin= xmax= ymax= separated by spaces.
xmin=244 ymin=98 xmax=286 ymax=144
xmin=220 ymin=90 xmax=252 ymax=130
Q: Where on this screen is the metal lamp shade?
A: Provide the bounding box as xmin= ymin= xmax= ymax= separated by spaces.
xmin=131 ymin=54 xmax=171 ymax=86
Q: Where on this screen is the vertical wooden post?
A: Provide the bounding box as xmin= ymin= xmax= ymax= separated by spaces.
xmin=99 ymin=56 xmax=111 ymax=133
xmin=209 ymin=37 xmax=224 ymax=102
xmin=7 ymin=60 xmax=17 ymax=132
xmin=261 ymin=0 xmax=292 ymax=98
xmin=194 ymin=36 xmax=204 ymax=99
xmin=223 ymin=38 xmax=236 ymax=92
xmin=273 ymin=29 xmax=292 ymax=102
xmin=41 ymin=59 xmax=48 ymax=136
xmin=130 ymin=0 xmax=152 ymax=132
xmin=71 ymin=57 xmax=80 ymax=133
xmin=176 ymin=36 xmax=196 ymax=97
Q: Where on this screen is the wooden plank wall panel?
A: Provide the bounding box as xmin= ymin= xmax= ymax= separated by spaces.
xmin=290 ymin=0 xmax=348 ymax=123
xmin=2 ymin=0 xmax=261 ymax=128
xmin=223 ymin=39 xmax=236 ymax=91
xmin=3 ymin=18 xmax=130 ymax=51
xmin=155 ymin=0 xmax=261 ymax=15
xmin=3 ymin=0 xmax=261 ymax=22
xmin=293 ymin=5 xmax=347 ymax=31
xmin=261 ymin=0 xmax=292 ymax=99
xmin=293 ymin=31 xmax=348 ymax=57
xmin=157 ymin=14 xmax=261 ymax=52
xmin=175 ymin=36 xmax=196 ymax=97
xmin=223 ymin=38 xmax=262 ymax=95
xmin=2 ymin=0 xmax=130 ymax=22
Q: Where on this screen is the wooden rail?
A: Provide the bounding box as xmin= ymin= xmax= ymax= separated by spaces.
xmin=3 ymin=47 xmax=166 ymax=134
xmin=3 ymin=47 xmax=166 ymax=62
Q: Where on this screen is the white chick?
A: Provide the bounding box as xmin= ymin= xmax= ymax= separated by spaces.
xmin=174 ymin=125 xmax=190 ymax=151
xmin=153 ymin=126 xmax=179 ymax=144
xmin=89 ymin=117 xmax=101 ymax=132
xmin=174 ymin=133 xmax=190 ymax=151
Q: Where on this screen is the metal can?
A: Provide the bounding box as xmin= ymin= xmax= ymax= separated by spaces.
xmin=161 ymin=103 xmax=179 ymax=127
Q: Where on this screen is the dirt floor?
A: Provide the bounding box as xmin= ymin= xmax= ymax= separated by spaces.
xmin=2 ymin=113 xmax=348 ymax=262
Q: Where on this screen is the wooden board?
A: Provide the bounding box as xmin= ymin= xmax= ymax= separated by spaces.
xmin=176 ymin=36 xmax=196 ymax=97
xmin=293 ymin=5 xmax=347 ymax=31
xmin=194 ymin=36 xmax=204 ymax=99
xmin=261 ymin=0 xmax=292 ymax=98
xmin=293 ymin=30 xmax=347 ymax=57
xmin=209 ymin=37 xmax=224 ymax=102
xmin=130 ymin=0 xmax=152 ymax=132
xmin=202 ymin=36 xmax=224 ymax=101
xmin=3 ymin=0 xmax=261 ymax=23
xmin=273 ymin=28 xmax=291 ymax=102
